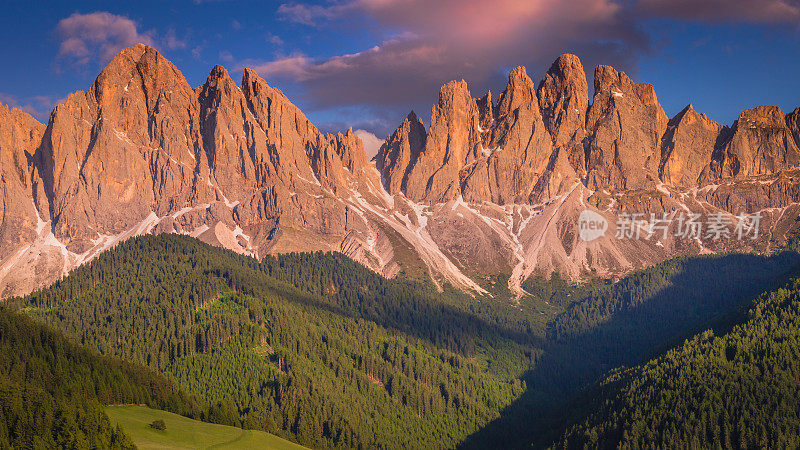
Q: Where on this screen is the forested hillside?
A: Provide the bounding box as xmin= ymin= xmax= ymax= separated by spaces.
xmin=0 ymin=307 xmax=203 ymax=448
xmin=555 ymin=272 xmax=800 ymax=449
xmin=12 ymin=234 xmax=800 ymax=448
xmin=462 ymin=253 xmax=800 ymax=448
xmin=16 ymin=235 xmax=533 ymax=448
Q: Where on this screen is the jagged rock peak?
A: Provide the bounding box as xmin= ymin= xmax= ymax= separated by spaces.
xmin=538 ymin=53 xmax=589 ymax=150
xmin=376 ymin=110 xmax=426 ymax=194
xmin=497 ymin=66 xmax=538 ymax=116
xmin=241 ymin=67 xmax=264 ymax=88
xmin=585 ymin=63 xmax=668 ymax=190
xmin=661 ymin=104 xmax=724 ymax=187
xmin=711 ymin=105 xmax=800 ymax=179
xmin=476 ymin=91 xmax=493 ymax=130
xmin=738 ymin=105 xmax=788 ymax=128
xmin=593 ymin=64 xmax=627 ymax=93
xmin=0 ymin=101 xmax=46 ymax=257
xmin=593 ymin=64 xmax=660 ymax=106
xmin=204 ymin=65 xmax=240 ymax=92
xmin=788 ymin=107 xmax=800 ymax=149
xmin=434 ymin=80 xmax=474 ymax=117
xmin=0 ymin=101 xmax=43 ymax=135
xmin=90 ymin=43 xmax=193 ymax=111
xmin=401 ymin=79 xmax=482 ymax=203
xmin=331 ymin=127 xmax=368 ymax=172
xmin=241 ymin=66 xmax=293 ymax=106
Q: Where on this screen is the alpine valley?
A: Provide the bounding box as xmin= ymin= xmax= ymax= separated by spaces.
xmin=4 ymin=43 xmax=800 ymax=449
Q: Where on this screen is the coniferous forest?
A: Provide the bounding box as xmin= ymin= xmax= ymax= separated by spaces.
xmin=0 ymin=306 xmax=204 ymax=448
xmin=556 ymin=273 xmax=800 ymax=449
xmin=5 ymin=234 xmax=800 ymax=448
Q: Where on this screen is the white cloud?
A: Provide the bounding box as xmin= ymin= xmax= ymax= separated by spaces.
xmin=354 ymin=129 xmax=384 ymax=159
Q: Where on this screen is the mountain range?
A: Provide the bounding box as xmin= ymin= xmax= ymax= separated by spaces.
xmin=2 ymin=43 xmax=800 ymax=298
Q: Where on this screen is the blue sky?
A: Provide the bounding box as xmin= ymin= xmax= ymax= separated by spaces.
xmin=1 ymin=0 xmax=799 ymax=147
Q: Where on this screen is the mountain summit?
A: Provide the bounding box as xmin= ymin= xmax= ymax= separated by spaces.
xmin=1 ymin=44 xmax=799 ymax=298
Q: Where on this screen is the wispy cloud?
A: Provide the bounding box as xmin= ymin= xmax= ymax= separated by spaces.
xmin=254 ymin=0 xmax=642 ymax=115
xmin=277 ymin=1 xmax=357 ymax=26
xmin=219 ymin=50 xmax=234 ymax=63
xmin=163 ymin=29 xmax=187 ymax=50
xmin=266 ymin=32 xmax=284 ymax=46
xmin=354 ymin=129 xmax=383 ymax=159
xmin=254 ymin=0 xmax=800 ymax=137
xmin=55 ymin=12 xmax=191 ymax=68
xmin=0 ymin=92 xmax=63 ymax=122
xmin=636 ymin=0 xmax=800 ymax=23
xmin=56 ymin=12 xmax=155 ymax=66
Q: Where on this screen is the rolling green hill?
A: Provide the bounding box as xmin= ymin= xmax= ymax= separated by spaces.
xmin=106 ymin=405 xmax=305 ymax=449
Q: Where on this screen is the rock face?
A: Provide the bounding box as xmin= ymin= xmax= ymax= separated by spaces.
xmin=1 ymin=46 xmax=800 ymax=299
xmin=461 ymin=66 xmax=554 ymax=204
xmin=706 ymin=106 xmax=800 ymax=180
xmin=537 ymin=54 xmax=589 ymax=175
xmin=0 ymin=104 xmax=45 ymax=258
xmin=585 ymin=65 xmax=668 ymax=190
xmin=385 ymin=67 xmax=558 ymax=205
xmin=788 ymin=108 xmax=800 ymax=150
xmin=660 ymin=105 xmax=724 ymax=187
xmin=375 ymin=111 xmax=425 ymax=195
xmin=403 ymin=80 xmax=482 ymax=203
xmin=40 ymin=44 xmax=208 ymax=253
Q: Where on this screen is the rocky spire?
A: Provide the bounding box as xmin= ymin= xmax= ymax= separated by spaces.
xmin=538 ymin=54 xmax=588 ymax=148
xmin=0 ymin=103 xmax=45 ymax=259
xmin=403 ymin=80 xmax=482 ymax=203
xmin=537 ymin=54 xmax=589 ymax=175
xmin=787 ymin=107 xmax=800 ymax=151
xmin=476 ymin=91 xmax=494 ymax=131
xmin=240 ymin=67 xmax=319 ymax=186
xmin=585 ymin=65 xmax=668 ymax=190
xmin=660 ymin=104 xmax=724 ymax=187
xmin=375 ymin=111 xmax=426 ymax=194
xmin=198 ymin=64 xmax=267 ymax=200
xmin=495 ymin=66 xmax=538 ymax=117
xmin=462 ymin=66 xmax=554 ymax=204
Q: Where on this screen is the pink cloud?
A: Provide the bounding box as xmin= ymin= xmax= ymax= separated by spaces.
xmin=354 ymin=129 xmax=383 ymax=159
xmin=56 ymin=12 xmax=155 ymax=65
xmin=55 ymin=12 xmax=192 ymax=68
xmin=243 ymin=53 xmax=315 ymax=80
xmin=253 ymin=0 xmax=642 ymax=114
xmin=249 ymin=0 xmax=800 ymax=136
xmin=637 ymin=0 xmax=800 ymax=23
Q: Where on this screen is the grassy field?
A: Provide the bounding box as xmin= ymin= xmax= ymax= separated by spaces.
xmin=105 ymin=406 xmax=306 ymax=449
